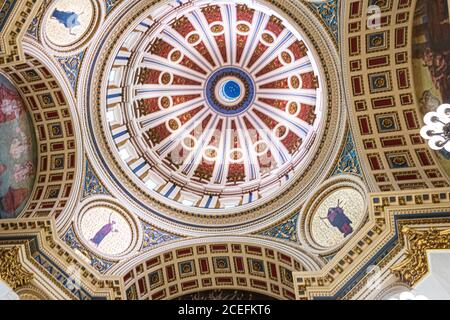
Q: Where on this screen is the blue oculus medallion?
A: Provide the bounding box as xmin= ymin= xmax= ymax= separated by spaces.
xmin=205 ymin=67 xmax=255 ymax=116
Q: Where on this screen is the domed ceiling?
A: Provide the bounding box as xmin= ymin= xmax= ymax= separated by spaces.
xmin=2 ymin=0 xmax=450 ymax=302
xmin=85 ymin=0 xmax=342 ymax=230
xmin=106 ymin=1 xmax=322 ymax=211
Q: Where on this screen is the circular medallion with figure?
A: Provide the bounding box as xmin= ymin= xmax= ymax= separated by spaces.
xmin=299 ymin=176 xmax=368 ymax=253
xmin=42 ymin=0 xmax=101 ymax=52
xmin=75 ymin=199 xmax=140 ymax=260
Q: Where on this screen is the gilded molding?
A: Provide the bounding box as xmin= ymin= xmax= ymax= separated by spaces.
xmin=391 ymin=227 xmax=450 ymax=287
xmin=0 ymin=246 xmax=34 ymax=290
xmin=293 ymin=188 xmax=450 ymax=300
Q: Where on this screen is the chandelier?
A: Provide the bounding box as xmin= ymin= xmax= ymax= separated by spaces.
xmin=420 ymin=104 xmax=450 ymax=151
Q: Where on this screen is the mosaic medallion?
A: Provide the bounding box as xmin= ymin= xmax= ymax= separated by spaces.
xmin=76 ymin=200 xmax=140 ymax=259
xmin=43 ymin=0 xmax=100 ymax=51
xmin=299 ymin=176 xmax=367 ymax=252
xmin=310 ymin=188 xmax=365 ymax=247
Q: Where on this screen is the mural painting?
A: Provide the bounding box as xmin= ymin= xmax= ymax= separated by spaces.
xmin=0 ymin=73 xmax=37 ymax=219
xmin=413 ymin=0 xmax=450 ymax=175
xmin=90 ymin=212 xmax=119 ymax=246
xmin=51 ymin=9 xmax=83 ymax=36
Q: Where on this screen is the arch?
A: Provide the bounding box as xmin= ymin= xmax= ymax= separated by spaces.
xmin=0 ymin=41 xmax=83 ymax=227
xmin=113 ymin=236 xmax=322 ymax=300
xmin=340 ymin=0 xmax=450 ymax=192
xmin=16 ymin=284 xmax=51 ymax=300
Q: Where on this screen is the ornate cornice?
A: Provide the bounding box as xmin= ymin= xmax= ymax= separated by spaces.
xmin=391 ymin=227 xmax=450 ymax=287
xmin=0 ymin=0 xmax=42 ymax=65
xmin=0 ymin=246 xmax=34 ymax=290
xmin=293 ymin=188 xmax=450 ymax=300
xmin=0 ymin=218 xmax=124 ymax=300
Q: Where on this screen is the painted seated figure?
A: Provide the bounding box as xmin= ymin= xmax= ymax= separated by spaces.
xmin=321 ymin=200 xmax=354 ymax=237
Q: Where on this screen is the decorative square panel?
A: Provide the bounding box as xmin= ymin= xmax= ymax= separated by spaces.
xmin=375 ymin=113 xmax=400 ymax=133
xmin=375 ymin=173 xmax=389 ymax=182
xmin=385 ymin=151 xmax=413 ymax=169
xmin=350 ymin=60 xmax=362 ymax=71
xmin=237 ymin=277 xmax=247 ymax=286
xmin=178 ymin=260 xmax=196 ymax=278
xmin=45 ymin=186 xmax=61 ymax=199
xmin=37 ymin=93 xmax=55 ymax=108
xmin=363 ymin=139 xmax=377 ymax=149
xmin=48 ymin=123 xmax=63 ymax=139
xmin=50 ymin=154 xmax=65 ymax=170
xmin=400 ymin=93 xmax=412 ymax=105
xmin=349 ymin=21 xmax=361 ymax=33
xmin=21 ymin=69 xmax=41 ymax=82
xmin=212 ymin=256 xmax=231 ymax=273
xmin=126 ymin=284 xmax=138 ymax=300
xmin=202 ymin=278 xmax=212 ymax=287
xmin=368 ymin=71 xmax=392 ymax=93
xmin=280 ymin=266 xmax=294 ymax=288
xmin=366 ymin=31 xmax=389 ymax=52
xmin=247 ymin=258 xmax=265 ymax=277
xmin=355 ymin=100 xmax=367 ymax=112
xmin=148 ymin=269 xmax=164 ymax=290
xmin=395 ymin=52 xmax=408 ymax=64
xmin=368 ymin=0 xmax=392 ymax=11
xmin=398 ymin=0 xmax=411 ymax=8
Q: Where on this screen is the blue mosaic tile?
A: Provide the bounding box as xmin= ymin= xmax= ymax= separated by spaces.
xmin=105 ymin=0 xmax=120 ymax=14
xmin=332 ymin=131 xmax=362 ymax=176
xmin=63 ymin=226 xmax=114 ymax=274
xmin=259 ymin=214 xmax=298 ymax=243
xmin=142 ymin=222 xmax=179 ymax=249
xmin=83 ymin=160 xmax=110 ymax=198
xmin=308 ymin=0 xmax=339 ymax=41
xmin=27 ymin=17 xmax=40 ymax=40
xmin=57 ymin=51 xmax=84 ymax=91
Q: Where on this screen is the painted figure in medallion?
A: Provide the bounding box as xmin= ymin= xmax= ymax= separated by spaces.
xmin=51 ymin=9 xmax=84 ymax=36
xmin=90 ymin=212 xmax=118 ymax=246
xmin=320 ymin=200 xmax=353 ymax=237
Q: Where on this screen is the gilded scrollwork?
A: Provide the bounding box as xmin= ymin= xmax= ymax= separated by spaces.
xmin=0 ymin=246 xmax=34 ymax=290
xmin=391 ymin=227 xmax=450 ymax=287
